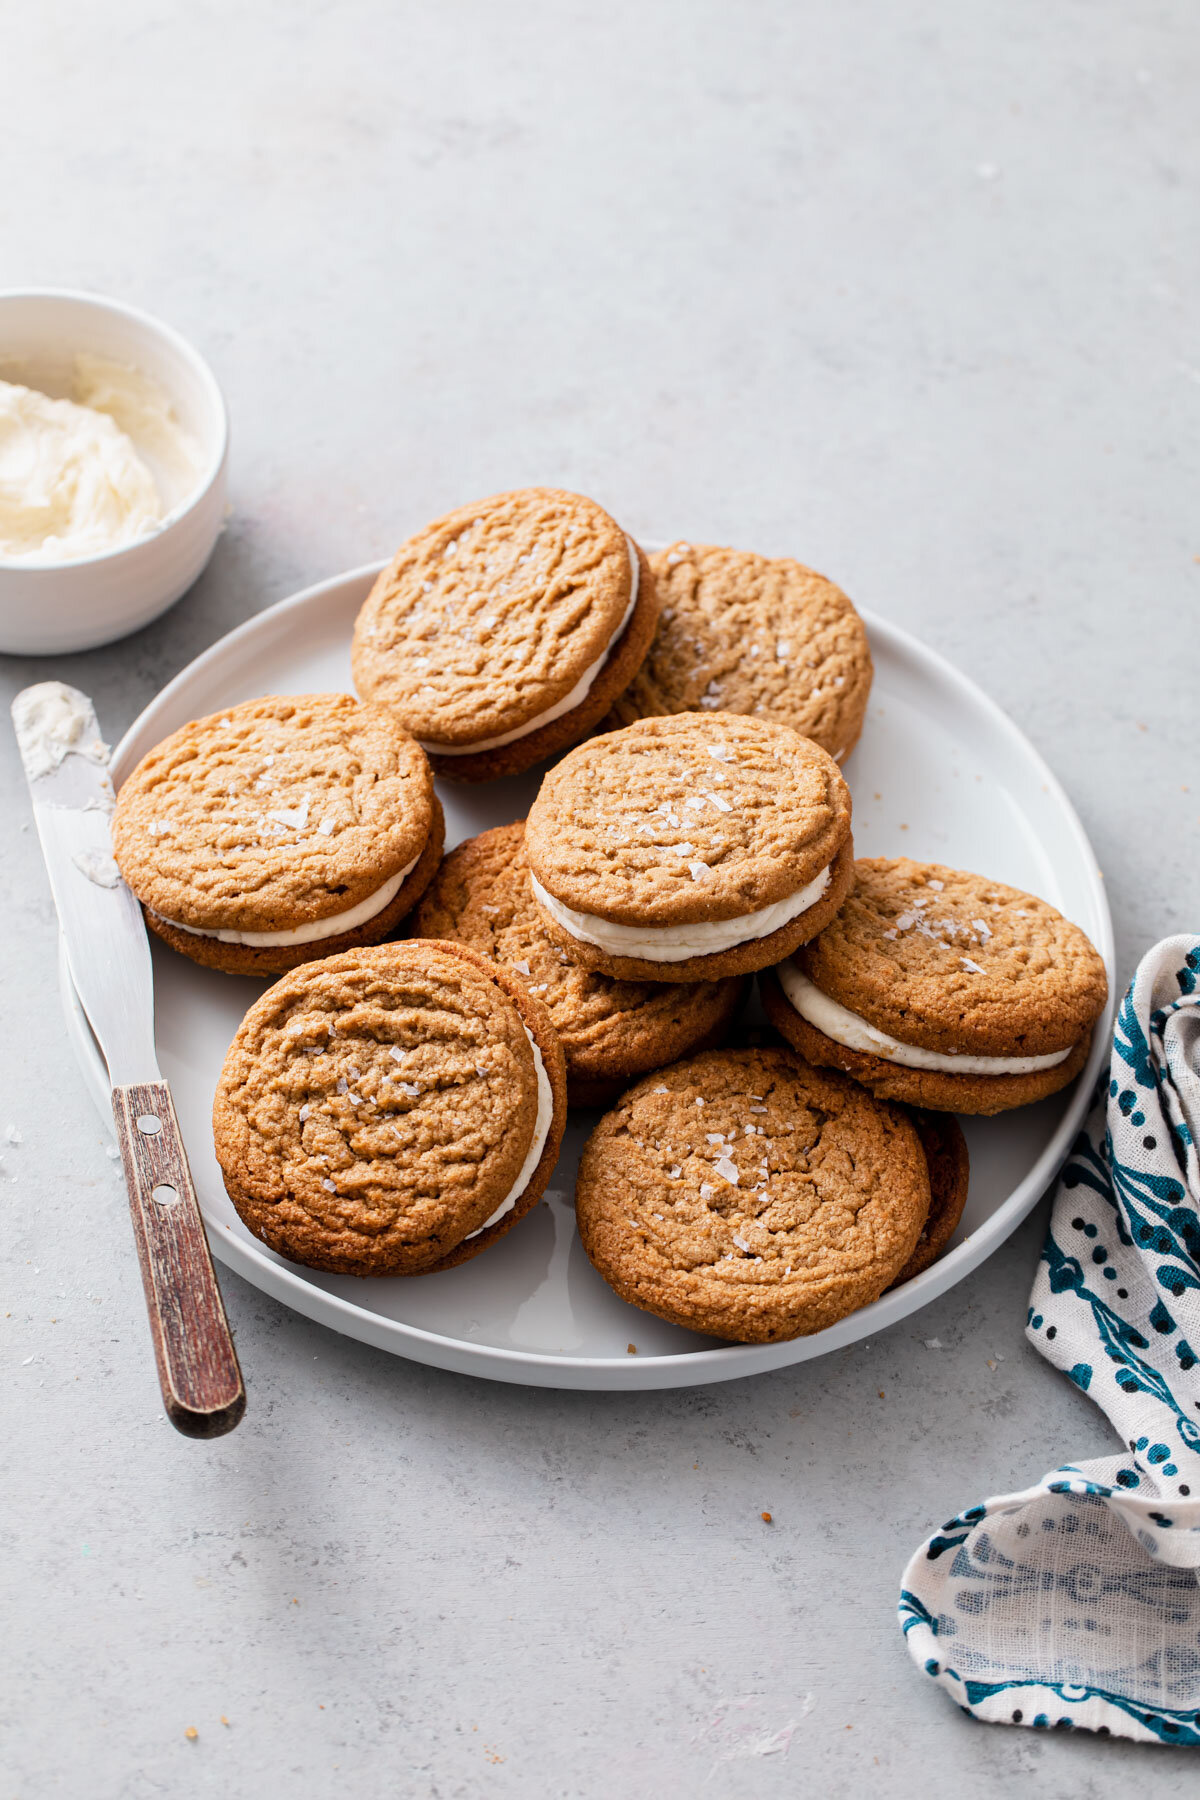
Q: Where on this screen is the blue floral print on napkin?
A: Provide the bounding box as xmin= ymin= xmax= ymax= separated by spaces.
xmin=900 ymin=936 xmax=1200 ymax=1745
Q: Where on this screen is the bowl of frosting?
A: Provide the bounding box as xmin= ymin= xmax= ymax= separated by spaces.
xmin=0 ymin=289 xmax=228 ymax=654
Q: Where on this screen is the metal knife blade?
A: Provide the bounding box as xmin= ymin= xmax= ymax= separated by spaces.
xmin=13 ymin=683 xmax=159 ymax=1087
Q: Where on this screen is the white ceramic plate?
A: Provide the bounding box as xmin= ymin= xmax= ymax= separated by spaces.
xmin=62 ymin=562 xmax=1115 ymax=1389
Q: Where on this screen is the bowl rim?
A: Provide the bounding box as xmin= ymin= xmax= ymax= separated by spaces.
xmin=0 ymin=285 xmax=229 ymax=574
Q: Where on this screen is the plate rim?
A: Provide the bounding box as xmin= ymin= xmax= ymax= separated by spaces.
xmin=64 ymin=561 xmax=1115 ymax=1390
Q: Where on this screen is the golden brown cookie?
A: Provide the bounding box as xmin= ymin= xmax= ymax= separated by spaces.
xmin=525 ymin=712 xmax=854 ymax=982
xmin=112 ymin=694 xmax=442 ymax=977
xmin=601 ymin=542 xmax=872 ymax=762
xmin=412 ymin=821 xmax=748 ymax=1105
xmin=759 ymin=856 xmax=1108 ymax=1113
xmin=213 ymin=939 xmax=567 ymax=1277
xmin=351 ymin=488 xmax=660 ymax=782
xmin=889 ymin=1110 xmax=970 ymax=1285
xmin=574 ymin=1047 xmax=929 ymax=1341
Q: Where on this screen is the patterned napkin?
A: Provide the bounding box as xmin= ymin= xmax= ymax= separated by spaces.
xmin=899 ymin=935 xmax=1200 ymax=1745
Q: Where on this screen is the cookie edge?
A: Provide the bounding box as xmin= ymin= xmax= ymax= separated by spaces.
xmin=760 ymin=967 xmax=1094 ymax=1114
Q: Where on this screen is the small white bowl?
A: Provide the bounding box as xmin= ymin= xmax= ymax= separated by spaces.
xmin=0 ymin=290 xmax=228 ymax=655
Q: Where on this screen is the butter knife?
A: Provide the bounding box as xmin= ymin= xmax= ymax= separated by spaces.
xmin=12 ymin=683 xmax=245 ymax=1438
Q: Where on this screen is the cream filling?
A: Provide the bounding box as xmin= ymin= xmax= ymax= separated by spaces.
xmin=421 ymin=537 xmax=640 ymax=755
xmin=530 ymin=863 xmax=832 ymax=963
xmin=12 ymin=680 xmax=111 ymax=784
xmin=776 ymin=961 xmax=1074 ymax=1075
xmin=156 ymin=848 xmax=421 ymax=947
xmin=465 ymin=1028 xmax=554 ymax=1238
xmin=0 ymin=357 xmax=202 ymax=564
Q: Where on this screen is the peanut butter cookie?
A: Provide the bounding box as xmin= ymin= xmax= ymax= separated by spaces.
xmin=760 ymin=856 xmax=1107 ymax=1113
xmin=602 ymin=542 xmax=871 ymax=762
xmin=525 ymin=712 xmax=854 ymax=982
xmin=213 ymin=939 xmax=567 ymax=1276
xmin=112 ymin=693 xmax=442 ymax=976
xmin=352 ymin=488 xmax=659 ymax=781
xmin=574 ymin=1047 xmax=929 ymax=1341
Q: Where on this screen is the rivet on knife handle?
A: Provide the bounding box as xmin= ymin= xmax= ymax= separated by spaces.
xmin=111 ymin=1081 xmax=245 ymax=1438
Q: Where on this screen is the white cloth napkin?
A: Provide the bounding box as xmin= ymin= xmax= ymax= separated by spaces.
xmin=899 ymin=935 xmax=1200 ymax=1745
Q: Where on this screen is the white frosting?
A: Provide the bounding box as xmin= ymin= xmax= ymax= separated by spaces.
xmin=465 ymin=1028 xmax=554 ymax=1238
xmin=530 ymin=864 xmax=832 ymax=963
xmin=0 ymin=356 xmax=201 ymax=564
xmin=155 ymin=848 xmax=422 ymax=947
xmin=73 ymin=849 xmax=121 ymax=889
xmin=12 ymin=681 xmax=110 ymax=783
xmin=775 ymin=960 xmax=1074 ymax=1075
xmin=421 ymin=537 xmax=640 ymax=755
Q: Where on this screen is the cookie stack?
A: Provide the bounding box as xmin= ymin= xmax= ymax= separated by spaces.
xmin=112 ymin=484 xmax=1109 ymax=1347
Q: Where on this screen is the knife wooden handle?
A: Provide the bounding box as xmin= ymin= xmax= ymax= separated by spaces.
xmin=111 ymin=1081 xmax=245 ymax=1438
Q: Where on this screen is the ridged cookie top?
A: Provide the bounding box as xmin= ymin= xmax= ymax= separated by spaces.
xmin=608 ymin=543 xmax=872 ymax=760
xmin=351 ymin=488 xmax=637 ymax=746
xmin=575 ymin=1048 xmax=929 ymax=1321
xmin=413 ymin=822 xmax=741 ymax=1074
xmin=212 ymin=942 xmax=543 ymax=1257
xmin=797 ymin=857 xmax=1109 ymax=1056
xmin=525 ymin=714 xmax=851 ymax=926
xmin=112 ymin=694 xmax=434 ymax=932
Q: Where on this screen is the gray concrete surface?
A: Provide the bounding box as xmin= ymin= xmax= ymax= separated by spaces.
xmin=3 ymin=2 xmax=1198 ymax=1794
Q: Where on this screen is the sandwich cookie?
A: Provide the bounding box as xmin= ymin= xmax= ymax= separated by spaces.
xmin=760 ymin=856 xmax=1108 ymax=1114
xmin=574 ymin=1048 xmax=930 ymax=1342
xmin=212 ymin=939 xmax=567 ymax=1277
xmin=351 ymin=487 xmax=660 ymax=781
xmin=524 ymin=713 xmax=854 ymax=983
xmin=889 ymin=1110 xmax=969 ymax=1286
xmin=111 ymin=693 xmax=443 ymax=976
xmin=601 ymin=542 xmax=872 ymax=763
xmin=413 ymin=821 xmax=748 ymax=1106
